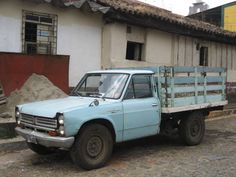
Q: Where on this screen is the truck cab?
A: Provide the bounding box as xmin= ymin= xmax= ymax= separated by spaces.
xmin=72 ymin=69 xmax=161 ymax=141
xmin=15 ymin=66 xmax=227 ymax=170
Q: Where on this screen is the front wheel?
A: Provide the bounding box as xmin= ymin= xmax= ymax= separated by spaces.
xmin=179 ymin=111 xmax=205 ymax=146
xmin=70 ymin=124 xmax=113 ymax=170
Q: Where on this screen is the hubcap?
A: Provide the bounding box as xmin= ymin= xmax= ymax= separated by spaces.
xmin=190 ymin=120 xmax=201 ymax=137
xmin=87 ymin=136 xmax=103 ymax=158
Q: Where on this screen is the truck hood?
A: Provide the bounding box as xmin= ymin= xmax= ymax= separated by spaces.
xmin=19 ymin=96 xmax=112 ymax=118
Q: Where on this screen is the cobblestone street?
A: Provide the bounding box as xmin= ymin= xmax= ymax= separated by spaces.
xmin=0 ymin=116 xmax=235 ymax=177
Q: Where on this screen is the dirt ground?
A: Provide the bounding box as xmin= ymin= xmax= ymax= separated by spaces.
xmin=0 ymin=116 xmax=235 ymax=177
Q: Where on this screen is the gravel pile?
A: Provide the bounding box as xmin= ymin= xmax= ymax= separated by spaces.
xmin=6 ymin=74 xmax=67 ymax=117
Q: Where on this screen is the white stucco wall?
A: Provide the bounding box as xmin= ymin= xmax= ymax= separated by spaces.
xmin=0 ymin=1 xmax=22 ymax=53
xmin=145 ymin=29 xmax=172 ymax=65
xmin=102 ymin=23 xmax=173 ymax=68
xmin=0 ymin=0 xmax=102 ymax=86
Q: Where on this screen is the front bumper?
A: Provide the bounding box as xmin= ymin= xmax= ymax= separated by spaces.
xmin=15 ymin=127 xmax=74 ymax=149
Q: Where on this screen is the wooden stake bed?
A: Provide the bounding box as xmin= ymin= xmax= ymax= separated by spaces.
xmin=115 ymin=66 xmax=228 ymax=113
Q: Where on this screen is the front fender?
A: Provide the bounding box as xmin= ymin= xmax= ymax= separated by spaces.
xmin=63 ymin=104 xmax=124 ymax=142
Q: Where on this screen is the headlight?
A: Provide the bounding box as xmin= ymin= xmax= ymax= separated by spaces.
xmin=15 ymin=107 xmax=20 ymax=118
xmin=15 ymin=107 xmax=21 ymax=125
xmin=59 ymin=126 xmax=65 ymax=135
xmin=57 ymin=113 xmax=65 ymax=136
xmin=58 ymin=115 xmax=64 ymax=125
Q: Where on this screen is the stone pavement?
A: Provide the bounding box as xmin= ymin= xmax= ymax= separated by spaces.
xmin=0 ymin=116 xmax=235 ymax=177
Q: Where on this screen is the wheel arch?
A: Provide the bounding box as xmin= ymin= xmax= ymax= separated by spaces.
xmin=160 ymin=109 xmax=209 ymax=135
xmin=78 ymin=118 xmax=116 ymax=142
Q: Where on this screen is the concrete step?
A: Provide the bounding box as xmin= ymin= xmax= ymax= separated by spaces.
xmin=0 ymin=136 xmax=27 ymax=152
xmin=208 ymin=109 xmax=236 ymax=119
xmin=0 ymin=120 xmax=17 ymax=139
xmin=224 ymin=103 xmax=236 ymax=110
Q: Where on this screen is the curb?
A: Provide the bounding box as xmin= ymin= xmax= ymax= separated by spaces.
xmin=0 ymin=121 xmax=17 ymax=139
xmin=206 ymin=114 xmax=236 ymax=122
xmin=0 ymin=136 xmax=27 ymax=152
xmin=207 ymin=109 xmax=236 ymax=119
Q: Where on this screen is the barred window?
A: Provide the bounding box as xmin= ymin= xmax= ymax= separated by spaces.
xmin=22 ymin=10 xmax=57 ymax=55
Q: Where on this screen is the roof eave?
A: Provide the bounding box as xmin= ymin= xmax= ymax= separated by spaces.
xmin=26 ymin=0 xmax=110 ymax=13
xmin=104 ymin=10 xmax=236 ymax=45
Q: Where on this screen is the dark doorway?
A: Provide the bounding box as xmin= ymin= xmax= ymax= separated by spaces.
xmin=199 ymin=46 xmax=208 ymax=66
xmin=126 ymin=41 xmax=143 ymax=61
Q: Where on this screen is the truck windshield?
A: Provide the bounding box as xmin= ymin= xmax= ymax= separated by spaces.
xmin=72 ymin=73 xmax=129 ymax=99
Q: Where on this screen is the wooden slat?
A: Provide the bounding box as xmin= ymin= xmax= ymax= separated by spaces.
xmin=162 ymin=85 xmax=225 ymax=93
xmin=159 ymin=66 xmax=226 ymax=73
xmin=159 ymin=76 xmax=226 ymax=84
xmin=194 ymin=67 xmax=198 ymax=104
xmin=167 ymin=94 xmax=223 ymax=107
xmin=114 ymin=66 xmax=226 ymax=75
xmin=170 ymin=66 xmax=195 ymax=73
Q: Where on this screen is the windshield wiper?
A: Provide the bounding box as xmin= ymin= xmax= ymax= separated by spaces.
xmin=89 ymin=93 xmax=105 ymax=100
xmin=71 ymin=91 xmax=81 ymax=96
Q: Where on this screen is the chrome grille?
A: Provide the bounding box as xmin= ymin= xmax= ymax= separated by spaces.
xmin=21 ymin=114 xmax=57 ymax=131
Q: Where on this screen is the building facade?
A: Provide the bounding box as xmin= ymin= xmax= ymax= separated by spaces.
xmin=223 ymin=2 xmax=236 ymax=32
xmin=100 ymin=1 xmax=236 ymax=82
xmin=189 ymin=1 xmax=236 ymax=32
xmin=0 ymin=0 xmax=103 ymax=86
xmin=1 ymin=0 xmax=236 ymax=102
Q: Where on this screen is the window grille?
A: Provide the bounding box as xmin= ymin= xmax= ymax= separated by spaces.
xmin=22 ymin=10 xmax=58 ymax=55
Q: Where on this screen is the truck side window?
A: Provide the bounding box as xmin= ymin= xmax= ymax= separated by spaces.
xmin=124 ymin=75 xmax=153 ymax=99
xmin=124 ymin=79 xmax=135 ymax=99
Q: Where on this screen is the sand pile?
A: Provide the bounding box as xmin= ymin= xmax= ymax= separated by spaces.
xmin=6 ymin=74 xmax=68 ymax=116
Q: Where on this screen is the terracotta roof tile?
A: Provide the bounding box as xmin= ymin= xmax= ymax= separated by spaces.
xmin=97 ymin=0 xmax=236 ymax=38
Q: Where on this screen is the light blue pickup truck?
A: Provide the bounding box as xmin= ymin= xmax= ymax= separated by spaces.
xmin=15 ymin=66 xmax=227 ymax=170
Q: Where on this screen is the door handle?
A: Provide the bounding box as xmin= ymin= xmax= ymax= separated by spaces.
xmin=152 ymin=103 xmax=158 ymax=107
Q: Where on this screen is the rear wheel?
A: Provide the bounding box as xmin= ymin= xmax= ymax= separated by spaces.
xmin=27 ymin=143 xmax=55 ymax=155
xmin=179 ymin=111 xmax=205 ymax=146
xmin=70 ymin=124 xmax=113 ymax=170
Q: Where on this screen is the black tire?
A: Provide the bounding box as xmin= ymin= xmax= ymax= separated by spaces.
xmin=179 ymin=111 xmax=205 ymax=146
xmin=27 ymin=142 xmax=55 ymax=155
xmin=70 ymin=124 xmax=113 ymax=170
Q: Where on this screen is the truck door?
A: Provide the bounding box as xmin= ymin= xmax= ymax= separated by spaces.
xmin=122 ymin=74 xmax=161 ymax=141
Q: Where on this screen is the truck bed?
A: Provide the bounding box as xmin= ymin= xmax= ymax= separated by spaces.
xmin=118 ymin=66 xmax=227 ymax=113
